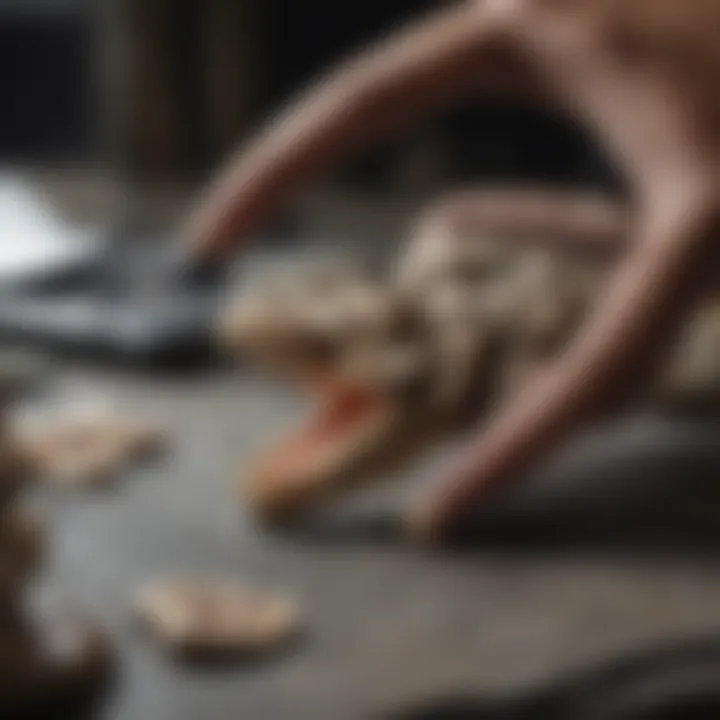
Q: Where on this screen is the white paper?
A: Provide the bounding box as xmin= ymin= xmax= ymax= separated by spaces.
xmin=0 ymin=176 xmax=103 ymax=282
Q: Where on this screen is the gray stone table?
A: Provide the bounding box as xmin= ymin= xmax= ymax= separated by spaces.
xmin=28 ymin=364 xmax=720 ymax=720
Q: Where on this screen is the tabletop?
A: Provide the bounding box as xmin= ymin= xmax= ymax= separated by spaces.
xmin=24 ymin=362 xmax=720 ymax=720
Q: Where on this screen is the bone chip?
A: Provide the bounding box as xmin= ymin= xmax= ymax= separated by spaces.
xmin=134 ymin=579 xmax=301 ymax=661
xmin=22 ymin=414 xmax=167 ymax=490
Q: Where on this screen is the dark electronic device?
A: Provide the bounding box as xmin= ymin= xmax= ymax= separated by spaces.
xmin=0 ymin=230 xmax=229 ymax=369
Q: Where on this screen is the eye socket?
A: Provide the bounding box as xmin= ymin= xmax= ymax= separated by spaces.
xmin=303 ymin=334 xmax=340 ymax=365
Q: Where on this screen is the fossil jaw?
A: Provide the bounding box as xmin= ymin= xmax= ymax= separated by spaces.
xmin=219 ymin=234 xmax=720 ymax=522
xmin=217 ymin=240 xmax=591 ymax=521
xmin=218 ymin=260 xmax=445 ymax=520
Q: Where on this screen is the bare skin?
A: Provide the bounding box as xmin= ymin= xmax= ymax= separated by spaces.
xmin=185 ymin=0 xmax=720 ymax=540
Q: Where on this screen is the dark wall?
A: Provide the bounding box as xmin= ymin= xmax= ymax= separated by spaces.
xmin=0 ymin=7 xmax=95 ymax=161
xmin=267 ymin=0 xmax=435 ymax=108
xmin=0 ymin=0 xmax=616 ymax=190
xmin=265 ymin=0 xmax=616 ymax=191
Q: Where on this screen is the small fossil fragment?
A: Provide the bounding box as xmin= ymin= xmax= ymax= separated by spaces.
xmin=134 ymin=579 xmax=301 ymax=661
xmin=22 ymin=414 xmax=167 ymax=490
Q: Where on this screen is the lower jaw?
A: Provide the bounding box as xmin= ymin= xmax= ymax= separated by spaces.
xmin=240 ymin=381 xmax=433 ymax=521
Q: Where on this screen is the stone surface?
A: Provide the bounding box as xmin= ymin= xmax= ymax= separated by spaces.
xmin=33 ymin=366 xmax=720 ymax=720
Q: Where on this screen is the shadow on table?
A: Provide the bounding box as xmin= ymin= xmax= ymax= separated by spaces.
xmin=274 ymin=418 xmax=720 ymax=560
xmin=381 ymin=635 xmax=720 ymax=719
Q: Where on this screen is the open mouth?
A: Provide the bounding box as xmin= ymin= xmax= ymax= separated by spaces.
xmin=242 ymin=374 xmax=399 ymax=520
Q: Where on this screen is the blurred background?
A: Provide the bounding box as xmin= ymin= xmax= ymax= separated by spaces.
xmin=0 ymin=0 xmax=617 ymax=231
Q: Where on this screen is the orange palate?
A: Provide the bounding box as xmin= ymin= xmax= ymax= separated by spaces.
xmin=255 ymin=382 xmax=382 ymax=475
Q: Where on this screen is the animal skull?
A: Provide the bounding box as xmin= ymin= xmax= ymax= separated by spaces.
xmin=219 ymin=231 xmax=720 ymax=521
